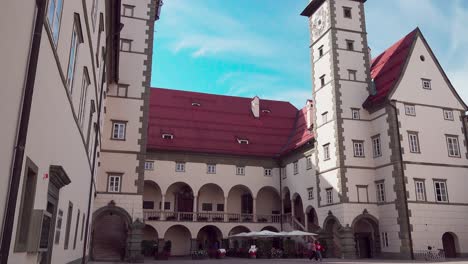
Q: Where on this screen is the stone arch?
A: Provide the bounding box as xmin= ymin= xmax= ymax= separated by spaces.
xmin=351 ymin=213 xmax=381 ymax=258
xmin=305 ymin=206 xmax=319 ymax=232
xmin=166 ymin=182 xmax=194 ymax=213
xmin=322 ymin=214 xmax=342 ymax=258
xmin=256 ymin=186 xmax=281 ymax=220
xmin=143 ymin=180 xmax=162 ymax=212
xmin=197 ymin=183 xmax=224 ymax=214
xmin=282 ymin=187 xmax=291 ymax=214
xmin=261 ymin=226 xmax=279 ymax=232
xmin=91 ymin=204 xmax=132 ymax=261
xmin=143 ymin=224 xmax=158 ymax=241
xmin=227 ymin=185 xmax=253 ymax=215
xmin=228 ymin=226 xmax=251 ymax=250
xmin=442 ymin=232 xmax=460 ymax=258
xmin=292 ymin=193 xmax=305 ymax=227
xmin=164 ymin=225 xmax=192 ymax=256
xmin=196 ymin=225 xmax=223 ymax=250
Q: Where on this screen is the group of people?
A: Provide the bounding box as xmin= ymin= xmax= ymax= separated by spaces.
xmin=307 ymin=239 xmax=324 ymax=261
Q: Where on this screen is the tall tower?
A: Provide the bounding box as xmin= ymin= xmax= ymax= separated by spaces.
xmin=302 ymin=0 xmax=380 ymax=258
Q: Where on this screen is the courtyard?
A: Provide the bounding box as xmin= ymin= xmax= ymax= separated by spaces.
xmin=89 ymin=258 xmax=468 ymax=264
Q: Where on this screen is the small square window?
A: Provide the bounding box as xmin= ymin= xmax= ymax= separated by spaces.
xmin=120 ymin=39 xmax=132 ymax=51
xmin=318 ymin=45 xmax=324 ymax=57
xmin=117 ymin=85 xmax=128 ymax=97
xmin=343 ymin=7 xmax=352 ymax=18
xmin=216 ymin=204 xmax=224 ymax=212
xmin=443 ymin=109 xmax=454 ymax=121
xmin=346 ymin=40 xmax=354 ymax=51
xmin=323 ymin=144 xmax=330 ymax=160
xmin=293 ymin=161 xmax=299 ymax=175
xmin=207 ymin=164 xmax=216 ymax=174
xmin=404 ymin=104 xmax=416 ymax=116
xmin=236 ymin=166 xmax=245 ymax=175
xmin=122 ymin=4 xmax=135 ymax=17
xmin=348 ymin=70 xmax=357 ymax=81
xmin=322 ymin=112 xmax=328 ymax=123
xmin=264 ymin=168 xmax=272 ymax=176
xmin=351 ymin=108 xmax=360 ymax=120
xmin=202 ymin=203 xmax=212 ymax=211
xmin=164 ymin=202 xmax=170 ymax=210
xmin=308 ymin=188 xmax=314 ymax=200
xmin=144 ymin=161 xmax=154 ymax=170
xmin=326 ymin=188 xmax=333 ymax=204
xmin=353 ymin=140 xmax=364 ymax=157
xmin=175 ymin=162 xmax=185 ymax=172
xmin=111 ymin=122 xmax=126 ymax=140
xmin=422 ymin=79 xmax=431 ymax=90
xmin=320 ymin=75 xmax=326 ymax=87
xmin=108 ymin=175 xmax=121 ymax=192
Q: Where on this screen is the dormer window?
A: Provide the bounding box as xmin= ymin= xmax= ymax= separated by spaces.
xmin=237 ymin=138 xmax=249 ymax=145
xmin=162 ymin=133 xmax=174 ymax=139
xmin=191 ymin=102 xmax=201 ymax=107
xmin=261 ymin=109 xmax=271 ymax=114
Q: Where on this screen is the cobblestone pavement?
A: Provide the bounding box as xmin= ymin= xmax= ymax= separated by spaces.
xmin=89 ymin=257 xmax=468 ymax=264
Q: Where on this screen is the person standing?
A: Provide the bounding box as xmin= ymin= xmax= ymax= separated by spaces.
xmin=307 ymin=239 xmax=317 ymax=261
xmin=314 ymin=240 xmax=323 ymax=262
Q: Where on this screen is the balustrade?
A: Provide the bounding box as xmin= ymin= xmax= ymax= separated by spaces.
xmin=143 ymin=210 xmax=281 ymax=223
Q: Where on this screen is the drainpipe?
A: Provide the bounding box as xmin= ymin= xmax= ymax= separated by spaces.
xmin=278 ymin=160 xmax=283 ymax=231
xmin=0 ymin=0 xmax=46 ymax=263
xmin=389 ymin=100 xmax=414 ymax=260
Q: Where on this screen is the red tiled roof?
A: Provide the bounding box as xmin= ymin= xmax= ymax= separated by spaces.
xmin=363 ymin=28 xmax=418 ymax=108
xmin=147 ymin=88 xmax=314 ymax=157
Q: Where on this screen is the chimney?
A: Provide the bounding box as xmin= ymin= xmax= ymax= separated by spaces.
xmin=306 ymin=100 xmax=313 ymax=130
xmin=251 ymin=96 xmax=260 ymax=118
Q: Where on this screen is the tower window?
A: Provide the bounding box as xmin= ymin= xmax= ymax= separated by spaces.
xmin=320 ymin=75 xmax=326 ymax=87
xmin=353 ymin=140 xmax=365 ymax=157
xmin=120 ymin=39 xmax=132 ymax=52
xmin=351 ymin=108 xmax=360 ymax=120
xmin=348 ymin=69 xmax=357 ymax=81
xmin=122 ymin=4 xmax=135 ymax=17
xmin=318 ymin=45 xmax=324 ymax=57
xmin=326 ymin=188 xmax=333 ymax=204
xmin=346 ymin=40 xmax=355 ymax=51
xmin=343 ymin=7 xmax=352 ymax=18
xmin=322 ymin=112 xmax=328 ymax=123
xmin=323 ymin=144 xmax=330 ymax=160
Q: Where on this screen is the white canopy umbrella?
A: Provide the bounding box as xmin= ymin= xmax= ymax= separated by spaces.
xmin=279 ymin=230 xmax=317 ymax=237
xmin=228 ymin=230 xmax=281 ymax=238
xmin=229 ymin=232 xmax=251 ymax=238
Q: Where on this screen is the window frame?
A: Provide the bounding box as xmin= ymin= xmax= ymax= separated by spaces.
xmin=64 ymin=202 xmax=73 ymax=250
xmin=343 ymin=7 xmax=352 ymax=18
xmin=320 ymin=75 xmax=326 ymax=87
xmin=77 ymin=67 xmax=90 ymax=130
xmin=356 ymin=185 xmax=369 ymax=203
xmin=372 ymin=135 xmax=382 ymax=158
xmin=346 ymin=39 xmax=354 ymax=51
xmin=201 ymin=203 xmax=213 ymax=212
xmin=307 ymin=188 xmax=314 ymax=200
xmin=348 ymin=69 xmax=357 ymax=81
xmin=351 ymin=108 xmax=360 ymax=120
xmin=382 ymin=232 xmax=389 ymax=248
xmin=216 ymin=204 xmax=224 ymax=212
xmin=318 ymin=45 xmax=324 ymax=57
xmin=376 ymin=181 xmax=385 ymax=203
xmin=408 ymin=131 xmax=420 ymax=153
xmin=433 ymin=180 xmax=448 ymax=203
xmin=175 ymin=162 xmax=186 ymax=172
xmin=120 ymin=38 xmax=132 ymax=52
xmin=46 ymin=0 xmax=64 ymax=45
xmin=91 ymin=0 xmax=99 ymax=31
xmin=353 ymin=140 xmax=365 ymax=158
xmin=446 ymin=135 xmax=460 ymax=158
xmin=323 ymin=144 xmax=330 ymax=160
xmin=117 ymin=84 xmax=129 ymax=98
xmin=326 ymin=188 xmax=333 ymax=204
xmin=264 ymin=168 xmax=272 ymax=176
xmin=322 ymin=111 xmax=328 ymax=123
xmin=144 ymin=161 xmax=155 ymax=171
xmin=66 ymin=15 xmax=84 ymax=94
xmin=404 ymin=104 xmax=416 ymax=116
xmin=107 ymin=174 xmax=122 ymax=193
xmin=293 ymin=161 xmax=299 ymax=175
xmin=207 ymin=164 xmax=216 ymax=174
xmin=414 ymin=179 xmax=426 ymax=201
xmin=422 ymin=78 xmax=432 ymax=90
xmin=443 ymin=109 xmax=454 ymax=121
xmin=236 ymin=166 xmax=245 ymax=175
xmin=54 ymin=209 xmax=64 ymax=245
xmin=111 ymin=120 xmax=127 ymax=140
xmin=306 ymin=156 xmax=312 ymax=170
xmin=122 ymin=4 xmax=135 ymax=17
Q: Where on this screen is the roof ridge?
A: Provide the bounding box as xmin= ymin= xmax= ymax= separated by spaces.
xmin=277 ymin=110 xmax=300 ymax=156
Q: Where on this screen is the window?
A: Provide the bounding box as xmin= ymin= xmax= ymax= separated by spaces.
xmin=322 ymin=112 xmax=328 ymax=123
xmin=80 ymin=214 xmax=85 ymax=241
xmin=404 ymin=104 xmax=416 ymax=116
xmin=318 ymin=45 xmax=324 ymax=57
xmin=353 ymin=140 xmax=364 ymax=157
xmin=351 ymin=108 xmax=360 ymax=120
xmin=306 ymin=156 xmax=312 ymax=170
xmin=408 ymin=132 xmax=420 ymax=153
xmin=78 ymin=68 xmax=90 ymax=129
xmin=434 ymin=180 xmax=448 ymax=202
xmin=415 ymin=180 xmax=426 ymax=201
xmin=64 ymin=202 xmax=73 ymax=250
xmin=422 ymin=79 xmax=431 ymax=90
xmin=95 ymin=14 xmax=104 ymax=66
xmin=264 ymin=168 xmax=272 ymax=176
xmin=175 ymin=162 xmax=185 ymax=172
xmin=91 ymin=0 xmax=98 ymax=31
xmin=326 ymin=188 xmax=333 ymax=204
xmin=111 ymin=121 xmax=126 ymax=140
xmin=202 ymin=203 xmax=212 ymax=211
xmin=162 ymin=133 xmax=174 ymax=139
xmin=120 ymin=39 xmax=132 ymax=51
xmin=192 ymin=102 xmax=201 ymax=107
xmin=323 ymin=144 xmax=330 ymax=160
xmin=73 ymin=209 xmax=80 ymax=249
xmin=14 ymin=160 xmax=38 ymax=251
xmin=346 ymin=40 xmax=354 ymax=51
xmin=144 ymin=161 xmax=154 ymax=170
xmin=216 ymin=204 xmax=224 ymax=212
xmin=320 ymin=75 xmax=326 ymax=87
xmin=281 ymin=167 xmax=286 ymax=179
xmin=443 ymin=109 xmax=454 ymax=121
xmin=207 ymin=164 xmax=216 ymax=174
xmin=122 ymin=4 xmax=135 ymax=17
xmin=54 ymin=209 xmax=63 ymax=244
xmin=376 ymin=182 xmax=385 ymax=203
xmin=446 ymin=136 xmax=460 ymax=157
xmin=372 ymin=135 xmax=382 ymax=158
xmin=236 ymin=166 xmax=245 ymax=175
xmin=47 ymin=0 xmax=63 ymax=44
xmin=308 ymin=188 xmax=314 ymax=200
xmin=382 ymin=232 xmax=389 ymax=248
xmin=357 ymin=185 xmax=368 ymax=203
xmin=108 ymin=175 xmax=121 ymax=192
xmin=143 ymin=201 xmax=154 ymax=209
xmin=343 ymin=7 xmax=352 ymax=18
xmin=66 ymin=17 xmax=83 ymax=93
xmin=293 ymin=161 xmax=299 ymax=175
xmin=117 ymin=84 xmax=128 ymax=97
xmin=348 ymin=70 xmax=357 ymax=81
xmin=164 ymin=202 xmax=170 ymax=210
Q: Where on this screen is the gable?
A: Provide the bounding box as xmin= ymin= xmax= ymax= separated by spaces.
xmin=390 ymin=34 xmax=467 ymax=110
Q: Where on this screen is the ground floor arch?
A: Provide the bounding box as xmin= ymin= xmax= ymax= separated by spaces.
xmin=305 ymin=206 xmax=319 ymax=232
xmin=228 ymin=225 xmax=251 ymax=249
xmin=91 ymin=206 xmax=131 ymax=261
xmin=292 ymin=193 xmax=305 ymax=227
xmin=164 ymin=225 xmax=192 ymax=256
xmin=352 ymin=214 xmax=380 ymax=258
xmin=196 ymin=225 xmax=223 ymax=250
xmin=143 ymin=224 xmax=158 ymax=241
xmin=322 ymin=215 xmax=342 ymax=258
xmin=442 ymin=232 xmax=459 ymax=258
xmin=282 ymin=187 xmax=291 ymax=214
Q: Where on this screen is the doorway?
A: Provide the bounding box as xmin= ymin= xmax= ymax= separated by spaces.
xmin=442 ymin=232 xmax=458 ymax=258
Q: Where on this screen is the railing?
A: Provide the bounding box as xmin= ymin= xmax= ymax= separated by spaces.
xmin=292 ymin=217 xmax=305 ymax=231
xmin=143 ymin=211 xmax=281 ymax=223
xmin=414 ymin=249 xmax=445 ymax=261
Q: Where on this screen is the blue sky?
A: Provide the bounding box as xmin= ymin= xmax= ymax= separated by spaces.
xmin=150 ymin=0 xmax=468 ymax=108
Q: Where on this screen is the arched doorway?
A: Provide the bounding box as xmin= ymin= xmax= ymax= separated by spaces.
xmin=292 ymin=193 xmax=305 ymax=227
xmin=164 ymin=225 xmax=192 ymax=256
xmin=142 ymin=225 xmax=158 ymax=257
xmin=442 ymin=232 xmax=458 ymax=258
xmin=256 ymin=187 xmax=281 ymax=222
xmin=306 ymin=206 xmax=319 ymax=232
xmin=283 ymin=188 xmax=291 ymax=214
xmin=323 ymin=216 xmax=342 ymax=258
xmin=227 ymin=185 xmax=253 ymax=220
xmin=352 ymin=215 xmax=380 ymax=258
xmin=166 ymin=182 xmax=194 ymax=221
xmin=196 ymin=225 xmax=223 ymax=250
xmin=228 ymin=226 xmax=250 ymax=249
xmin=91 ymin=206 xmax=131 ymax=261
